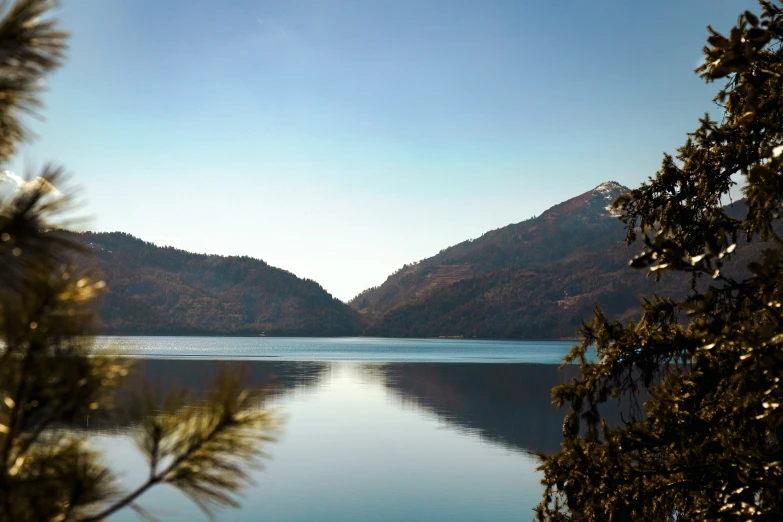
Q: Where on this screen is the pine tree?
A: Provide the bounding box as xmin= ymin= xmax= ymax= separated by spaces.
xmin=0 ymin=2 xmax=280 ymax=520
xmin=536 ymin=2 xmax=783 ymax=520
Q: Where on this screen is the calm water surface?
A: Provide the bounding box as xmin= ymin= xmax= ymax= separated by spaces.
xmin=94 ymin=337 xmax=594 ymax=521
xmin=94 ymin=336 xmax=593 ymax=363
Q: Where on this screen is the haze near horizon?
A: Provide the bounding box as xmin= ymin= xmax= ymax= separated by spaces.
xmin=7 ymin=0 xmax=754 ymax=300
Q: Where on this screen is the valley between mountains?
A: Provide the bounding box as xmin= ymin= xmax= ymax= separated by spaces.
xmin=81 ymin=181 xmax=751 ymax=339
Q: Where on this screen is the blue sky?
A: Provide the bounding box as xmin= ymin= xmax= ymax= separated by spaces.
xmin=9 ymin=0 xmax=756 ymax=300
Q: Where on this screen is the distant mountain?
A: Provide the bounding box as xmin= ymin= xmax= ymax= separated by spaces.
xmin=74 ymin=184 xmax=755 ymax=340
xmin=350 ymin=182 xmax=638 ymax=331
xmin=78 ymin=232 xmax=362 ymax=336
xmin=351 ymin=181 xmax=706 ymax=339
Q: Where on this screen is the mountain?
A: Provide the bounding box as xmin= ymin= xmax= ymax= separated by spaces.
xmin=78 ymin=232 xmax=362 ymax=336
xmin=350 ymin=181 xmax=690 ymax=339
xmin=73 ymin=184 xmax=754 ymax=340
xmin=349 ymin=181 xmax=640 ymax=335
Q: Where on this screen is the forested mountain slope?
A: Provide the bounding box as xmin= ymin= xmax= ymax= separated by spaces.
xmin=74 ymin=186 xmax=755 ymax=339
xmin=354 ymin=183 xmax=754 ymax=339
xmin=78 ymin=232 xmax=362 ymax=336
xmin=351 ymin=181 xmax=630 ymax=320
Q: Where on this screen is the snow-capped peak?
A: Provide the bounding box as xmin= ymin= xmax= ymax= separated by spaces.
xmin=592 ymin=181 xmax=628 ymax=217
xmin=593 ymin=181 xmax=624 ymax=196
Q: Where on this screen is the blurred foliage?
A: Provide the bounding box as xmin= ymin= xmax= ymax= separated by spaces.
xmin=0 ymin=1 xmax=280 ymax=521
xmin=537 ymin=2 xmax=783 ymax=520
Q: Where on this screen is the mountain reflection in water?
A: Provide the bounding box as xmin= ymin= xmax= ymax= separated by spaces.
xmin=125 ymin=358 xmax=330 ymax=397
xmin=371 ymin=363 xmax=583 ymax=455
xmin=98 ymin=358 xmax=620 ymax=521
xmin=105 ymin=359 xmax=590 ymax=455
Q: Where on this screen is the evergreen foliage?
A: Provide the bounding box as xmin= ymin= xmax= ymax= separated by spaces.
xmin=0 ymin=2 xmax=280 ymax=520
xmin=536 ymin=2 xmax=783 ymax=520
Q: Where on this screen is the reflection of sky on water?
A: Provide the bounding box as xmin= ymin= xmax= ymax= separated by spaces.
xmin=102 ymin=361 xmax=551 ymax=521
xmin=94 ymin=335 xmax=595 ymax=364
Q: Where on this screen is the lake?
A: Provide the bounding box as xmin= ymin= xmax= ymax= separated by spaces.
xmin=93 ymin=337 xmax=595 ymax=521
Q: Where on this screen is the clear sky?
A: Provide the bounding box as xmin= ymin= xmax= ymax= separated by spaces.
xmin=9 ymin=0 xmax=757 ymax=301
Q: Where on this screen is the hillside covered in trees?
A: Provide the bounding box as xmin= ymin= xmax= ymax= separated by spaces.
xmin=79 ymin=232 xmax=362 ymax=336
xmin=84 ymin=196 xmax=641 ymax=338
xmin=76 ymin=184 xmax=755 ymax=340
xmin=351 ymin=182 xmax=631 ymax=319
xmin=352 ymin=182 xmax=754 ymax=339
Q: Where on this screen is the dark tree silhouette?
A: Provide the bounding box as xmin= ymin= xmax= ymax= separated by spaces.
xmin=537 ymin=2 xmax=783 ymax=520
